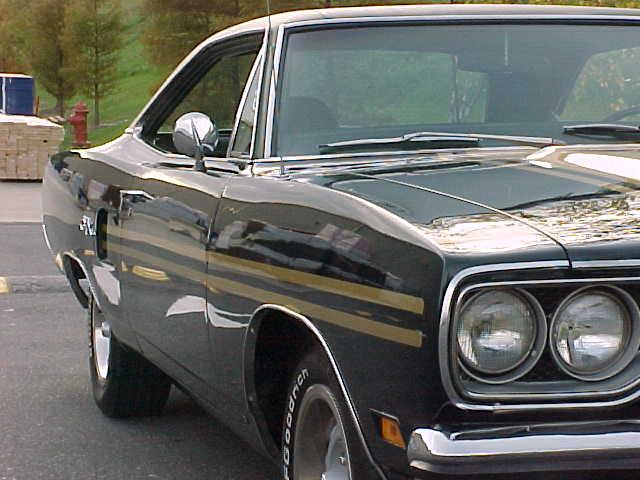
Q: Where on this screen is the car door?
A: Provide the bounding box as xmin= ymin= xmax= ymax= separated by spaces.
xmin=118 ymin=34 xmax=263 ymax=393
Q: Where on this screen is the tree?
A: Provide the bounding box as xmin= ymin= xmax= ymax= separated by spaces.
xmin=141 ymin=0 xmax=269 ymax=72
xmin=25 ymin=0 xmax=75 ymax=116
xmin=62 ymin=0 xmax=125 ymax=126
xmin=0 ymin=0 xmax=27 ymax=73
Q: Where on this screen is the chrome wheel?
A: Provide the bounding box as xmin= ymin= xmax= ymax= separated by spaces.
xmin=92 ymin=304 xmax=111 ymax=380
xmin=294 ymin=385 xmax=351 ymax=480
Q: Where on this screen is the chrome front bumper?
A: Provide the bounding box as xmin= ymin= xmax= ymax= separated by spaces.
xmin=408 ymin=421 xmax=640 ymax=476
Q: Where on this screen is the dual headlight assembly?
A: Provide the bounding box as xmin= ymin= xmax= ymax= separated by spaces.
xmin=455 ymin=286 xmax=640 ymax=383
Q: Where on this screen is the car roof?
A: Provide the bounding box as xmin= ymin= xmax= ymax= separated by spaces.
xmin=217 ymin=3 xmax=640 ymax=36
xmin=271 ymin=3 xmax=640 ymax=23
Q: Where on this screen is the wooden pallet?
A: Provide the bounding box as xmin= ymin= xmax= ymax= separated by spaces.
xmin=0 ymin=114 xmax=65 ymax=180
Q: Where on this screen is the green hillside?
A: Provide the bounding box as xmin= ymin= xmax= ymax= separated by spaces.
xmin=88 ymin=12 xmax=166 ymax=145
xmin=39 ymin=5 xmax=167 ymax=148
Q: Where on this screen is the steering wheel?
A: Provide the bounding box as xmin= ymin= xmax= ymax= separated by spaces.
xmin=601 ymin=105 xmax=640 ymax=123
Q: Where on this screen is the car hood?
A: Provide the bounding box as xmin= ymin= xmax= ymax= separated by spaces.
xmin=313 ymin=145 xmax=640 ymax=264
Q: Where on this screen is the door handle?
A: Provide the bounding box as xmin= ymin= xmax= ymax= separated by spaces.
xmin=119 ymin=190 xmax=154 ymax=218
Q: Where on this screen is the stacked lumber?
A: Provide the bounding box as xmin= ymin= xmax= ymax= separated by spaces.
xmin=0 ymin=114 xmax=65 ymax=180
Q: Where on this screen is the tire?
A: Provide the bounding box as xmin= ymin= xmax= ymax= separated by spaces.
xmin=281 ymin=347 xmax=377 ymax=480
xmin=88 ymin=294 xmax=171 ymax=418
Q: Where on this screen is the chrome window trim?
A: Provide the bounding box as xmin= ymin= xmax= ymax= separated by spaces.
xmin=282 ymin=14 xmax=640 ymax=29
xmin=573 ymin=259 xmax=640 ymax=269
xmin=260 ymin=145 xmax=535 ymax=163
xmin=264 ymin=23 xmax=285 ymax=159
xmin=248 ymin=304 xmax=387 ymax=480
xmin=254 ymin=142 xmax=640 ymax=171
xmin=439 ymin=262 xmax=640 ymax=411
xmin=228 ymin=45 xmax=266 ymax=159
xmin=263 ymin=14 xmax=640 ymax=159
xmin=249 ymin=146 xmax=538 ymax=177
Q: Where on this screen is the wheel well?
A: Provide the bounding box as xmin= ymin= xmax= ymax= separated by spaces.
xmin=62 ymin=254 xmax=89 ymax=308
xmin=250 ymin=310 xmax=318 ymax=453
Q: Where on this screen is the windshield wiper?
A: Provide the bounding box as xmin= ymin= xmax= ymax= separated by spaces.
xmin=563 ymin=123 xmax=640 ymax=140
xmin=319 ymin=131 xmax=561 ymax=153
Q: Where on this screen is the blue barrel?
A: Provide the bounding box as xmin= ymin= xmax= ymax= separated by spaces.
xmin=1 ymin=74 xmax=35 ymax=116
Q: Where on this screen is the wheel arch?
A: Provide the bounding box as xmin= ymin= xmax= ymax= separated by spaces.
xmin=243 ymin=304 xmax=386 ymax=478
xmin=61 ymin=251 xmax=94 ymax=309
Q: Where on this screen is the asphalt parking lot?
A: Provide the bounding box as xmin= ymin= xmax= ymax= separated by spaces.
xmin=0 ymin=181 xmax=277 ymax=480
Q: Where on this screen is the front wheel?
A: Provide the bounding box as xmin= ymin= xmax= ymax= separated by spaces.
xmin=89 ymin=294 xmax=171 ymax=417
xmin=282 ymin=348 xmax=373 ymax=480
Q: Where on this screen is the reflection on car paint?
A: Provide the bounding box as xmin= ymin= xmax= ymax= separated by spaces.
xmin=92 ymin=263 xmax=121 ymax=306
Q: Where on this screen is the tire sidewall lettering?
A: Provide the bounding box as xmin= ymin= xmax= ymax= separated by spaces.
xmin=282 ymin=367 xmax=309 ymax=480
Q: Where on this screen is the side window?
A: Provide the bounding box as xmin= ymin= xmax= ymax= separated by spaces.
xmin=561 ymin=47 xmax=640 ymax=121
xmin=151 ymin=49 xmax=258 ymax=157
xmin=229 ymin=55 xmax=262 ymax=158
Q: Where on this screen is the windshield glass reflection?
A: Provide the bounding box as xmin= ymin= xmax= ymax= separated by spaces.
xmin=276 ymin=24 xmax=640 ymax=156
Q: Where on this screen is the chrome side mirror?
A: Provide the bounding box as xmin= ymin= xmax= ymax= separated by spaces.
xmin=172 ymin=112 xmax=219 ymax=158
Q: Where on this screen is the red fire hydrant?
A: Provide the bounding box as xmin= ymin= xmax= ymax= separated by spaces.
xmin=68 ymin=101 xmax=90 ymax=148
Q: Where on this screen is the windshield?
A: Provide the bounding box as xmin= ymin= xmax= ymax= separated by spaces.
xmin=275 ymin=24 xmax=640 ymax=156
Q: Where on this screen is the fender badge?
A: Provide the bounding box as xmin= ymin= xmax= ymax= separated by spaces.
xmin=80 ymin=215 xmax=96 ymax=237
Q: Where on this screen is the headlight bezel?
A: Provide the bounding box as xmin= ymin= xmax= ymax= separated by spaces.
xmin=549 ymin=285 xmax=640 ymax=382
xmin=454 ymin=287 xmax=548 ymax=385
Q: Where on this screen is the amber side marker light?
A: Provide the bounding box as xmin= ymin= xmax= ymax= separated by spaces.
xmin=377 ymin=413 xmax=406 ymax=449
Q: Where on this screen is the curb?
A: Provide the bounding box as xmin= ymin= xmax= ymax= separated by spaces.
xmin=0 ymin=275 xmax=69 ymax=295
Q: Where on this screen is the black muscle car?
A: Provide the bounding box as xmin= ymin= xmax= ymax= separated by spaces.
xmin=42 ymin=4 xmax=640 ymax=479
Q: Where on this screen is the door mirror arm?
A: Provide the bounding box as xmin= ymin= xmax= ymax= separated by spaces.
xmin=173 ymin=112 xmax=220 ymax=172
xmin=190 ymin=119 xmax=206 ymax=173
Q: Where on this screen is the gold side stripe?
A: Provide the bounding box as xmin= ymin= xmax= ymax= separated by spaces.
xmin=208 ymin=252 xmax=424 ymax=315
xmin=108 ymin=226 xmax=424 ymax=315
xmin=207 ymin=274 xmax=424 ymax=348
xmin=110 ymin=243 xmax=207 ymax=284
xmin=0 ymin=277 xmax=9 ymax=294
xmin=109 ymin=243 xmax=423 ymax=348
xmin=108 ymin=226 xmax=206 ymax=263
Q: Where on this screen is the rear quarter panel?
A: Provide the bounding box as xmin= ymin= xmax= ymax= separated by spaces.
xmin=42 ymin=137 xmax=146 ymax=349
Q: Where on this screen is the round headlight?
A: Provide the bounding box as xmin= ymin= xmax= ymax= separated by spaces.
xmin=456 ymin=289 xmax=545 ymax=378
xmin=550 ymin=286 xmax=640 ymax=381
